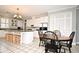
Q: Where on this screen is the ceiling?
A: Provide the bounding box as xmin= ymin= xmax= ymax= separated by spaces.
xmin=0 ymin=5 xmax=77 ymax=18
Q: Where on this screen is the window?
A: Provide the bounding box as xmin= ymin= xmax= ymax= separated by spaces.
xmin=49 ymin=11 xmax=72 ymax=36
xmin=0 ymin=18 xmax=9 ymax=28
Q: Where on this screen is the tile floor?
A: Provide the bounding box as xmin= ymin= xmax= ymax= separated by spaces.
xmin=0 ymin=38 xmax=79 ymax=53
xmin=0 ymin=38 xmax=45 ymax=53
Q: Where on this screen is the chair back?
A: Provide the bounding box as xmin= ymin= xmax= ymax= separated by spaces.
xmin=43 ymin=31 xmax=58 ymax=45
xmin=43 ymin=31 xmax=58 ymax=40
xmin=53 ymin=30 xmax=61 ymax=38
xmin=69 ymin=31 xmax=75 ymax=47
xmin=69 ymin=32 xmax=75 ymax=39
xmin=38 ymin=31 xmax=44 ymax=40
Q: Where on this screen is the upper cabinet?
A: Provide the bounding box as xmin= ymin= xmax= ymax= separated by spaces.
xmin=0 ymin=17 xmax=23 ymax=29
xmin=10 ymin=19 xmax=17 ymax=29
xmin=10 ymin=19 xmax=23 ymax=29
xmin=27 ymin=16 xmax=48 ymax=27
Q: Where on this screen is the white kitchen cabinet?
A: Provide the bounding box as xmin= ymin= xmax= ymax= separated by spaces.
xmin=21 ymin=32 xmax=33 ymax=44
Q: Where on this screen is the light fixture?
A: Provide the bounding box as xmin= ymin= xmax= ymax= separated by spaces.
xmin=13 ymin=8 xmax=22 ymax=20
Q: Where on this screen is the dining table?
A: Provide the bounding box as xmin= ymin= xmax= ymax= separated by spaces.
xmin=44 ymin=35 xmax=71 ymax=53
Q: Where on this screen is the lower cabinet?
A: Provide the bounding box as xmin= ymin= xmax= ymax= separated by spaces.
xmin=5 ymin=34 xmax=13 ymax=42
xmin=5 ymin=33 xmax=21 ymax=44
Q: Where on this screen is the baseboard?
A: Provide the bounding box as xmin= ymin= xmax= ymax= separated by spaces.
xmin=72 ymin=42 xmax=76 ymax=45
xmin=76 ymin=42 xmax=79 ymax=44
xmin=33 ymin=37 xmax=39 ymax=39
xmin=0 ymin=37 xmax=5 ymax=39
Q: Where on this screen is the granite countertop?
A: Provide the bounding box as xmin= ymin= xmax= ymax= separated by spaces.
xmin=0 ymin=29 xmax=33 ymax=32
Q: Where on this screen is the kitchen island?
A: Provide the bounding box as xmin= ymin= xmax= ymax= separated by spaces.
xmin=4 ymin=30 xmax=33 ymax=45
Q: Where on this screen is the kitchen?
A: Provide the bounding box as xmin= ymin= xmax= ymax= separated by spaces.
xmin=0 ymin=5 xmax=78 ymax=53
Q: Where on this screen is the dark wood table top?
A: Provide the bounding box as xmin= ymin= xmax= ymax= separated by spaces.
xmin=58 ymin=36 xmax=70 ymax=41
xmin=44 ymin=36 xmax=70 ymax=41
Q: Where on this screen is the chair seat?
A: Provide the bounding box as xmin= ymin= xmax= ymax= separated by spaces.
xmin=61 ymin=43 xmax=72 ymax=47
xmin=45 ymin=43 xmax=59 ymax=52
xmin=45 ymin=41 xmax=61 ymax=53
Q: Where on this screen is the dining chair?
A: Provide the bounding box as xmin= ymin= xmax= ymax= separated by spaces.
xmin=38 ymin=31 xmax=45 ymax=46
xmin=43 ymin=31 xmax=61 ymax=53
xmin=53 ymin=30 xmax=61 ymax=38
xmin=60 ymin=31 xmax=75 ymax=53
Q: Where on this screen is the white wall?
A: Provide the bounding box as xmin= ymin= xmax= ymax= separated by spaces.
xmin=76 ymin=7 xmax=79 ymax=44
xmin=72 ymin=8 xmax=76 ymax=45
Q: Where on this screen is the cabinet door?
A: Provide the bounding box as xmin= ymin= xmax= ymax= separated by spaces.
xmin=5 ymin=34 xmax=13 ymax=42
xmin=13 ymin=35 xmax=20 ymax=44
xmin=9 ymin=34 xmax=13 ymax=43
xmin=16 ymin=35 xmax=20 ymax=44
